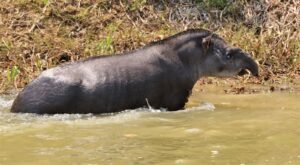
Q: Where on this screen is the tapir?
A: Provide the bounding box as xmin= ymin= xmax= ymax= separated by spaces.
xmin=11 ymin=29 xmax=258 ymax=114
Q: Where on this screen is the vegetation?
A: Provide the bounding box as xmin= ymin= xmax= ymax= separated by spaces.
xmin=0 ymin=0 xmax=299 ymax=92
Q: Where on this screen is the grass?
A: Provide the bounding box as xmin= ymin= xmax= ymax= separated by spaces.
xmin=96 ymin=23 xmax=118 ymax=54
xmin=203 ymin=0 xmax=229 ymax=9
xmin=6 ymin=66 xmax=19 ymax=83
xmin=0 ymin=39 xmax=13 ymax=51
xmin=4 ymin=66 xmax=20 ymax=89
xmin=129 ymin=0 xmax=146 ymax=11
xmin=97 ymin=35 xmax=114 ymax=54
xmin=0 ymin=0 xmax=299 ymax=92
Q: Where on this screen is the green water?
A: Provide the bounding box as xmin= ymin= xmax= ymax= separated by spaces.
xmin=0 ymin=86 xmax=300 ymax=165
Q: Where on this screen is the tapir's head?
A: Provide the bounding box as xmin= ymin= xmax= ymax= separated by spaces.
xmin=200 ymin=34 xmax=259 ymax=77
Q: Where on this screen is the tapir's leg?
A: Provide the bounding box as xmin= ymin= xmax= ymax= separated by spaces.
xmin=164 ymin=90 xmax=191 ymax=111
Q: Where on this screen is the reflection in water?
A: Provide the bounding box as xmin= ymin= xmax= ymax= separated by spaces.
xmin=1 ymin=87 xmax=300 ymax=165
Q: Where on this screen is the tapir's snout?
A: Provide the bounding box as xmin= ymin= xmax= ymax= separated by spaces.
xmin=238 ymin=53 xmax=259 ymax=77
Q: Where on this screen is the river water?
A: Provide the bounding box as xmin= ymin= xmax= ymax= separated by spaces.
xmin=0 ymin=85 xmax=300 ymax=165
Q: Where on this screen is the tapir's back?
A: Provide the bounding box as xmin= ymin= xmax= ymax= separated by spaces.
xmin=11 ymin=47 xmax=174 ymax=114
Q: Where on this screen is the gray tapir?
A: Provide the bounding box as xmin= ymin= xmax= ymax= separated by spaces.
xmin=11 ymin=29 xmax=258 ymax=114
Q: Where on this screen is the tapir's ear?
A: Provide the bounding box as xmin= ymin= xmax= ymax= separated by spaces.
xmin=202 ymin=35 xmax=212 ymax=51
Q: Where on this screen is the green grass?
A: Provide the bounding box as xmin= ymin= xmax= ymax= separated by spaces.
xmin=0 ymin=39 xmax=13 ymax=51
xmin=205 ymin=0 xmax=228 ymax=9
xmin=97 ymin=35 xmax=114 ymax=54
xmin=42 ymin=0 xmax=49 ymax=6
xmin=129 ymin=0 xmax=146 ymax=11
xmin=6 ymin=66 xmax=19 ymax=84
xmin=196 ymin=0 xmax=229 ymax=9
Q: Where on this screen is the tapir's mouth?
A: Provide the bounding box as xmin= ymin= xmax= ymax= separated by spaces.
xmin=238 ymin=69 xmax=250 ymax=76
xmin=239 ymin=53 xmax=259 ymax=77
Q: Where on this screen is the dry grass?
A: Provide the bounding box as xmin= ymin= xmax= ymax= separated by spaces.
xmin=0 ymin=0 xmax=299 ymax=92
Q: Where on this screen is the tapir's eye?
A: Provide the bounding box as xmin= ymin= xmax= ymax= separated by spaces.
xmin=226 ymin=53 xmax=232 ymax=60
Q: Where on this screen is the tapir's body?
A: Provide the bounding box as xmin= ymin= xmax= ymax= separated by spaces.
xmin=11 ymin=29 xmax=258 ymax=114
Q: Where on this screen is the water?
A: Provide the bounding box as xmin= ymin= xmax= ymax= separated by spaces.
xmin=0 ymin=85 xmax=300 ymax=165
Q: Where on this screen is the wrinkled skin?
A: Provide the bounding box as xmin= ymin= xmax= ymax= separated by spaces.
xmin=11 ymin=29 xmax=258 ymax=114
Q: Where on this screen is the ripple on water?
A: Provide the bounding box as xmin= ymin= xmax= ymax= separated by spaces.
xmin=175 ymin=159 xmax=187 ymax=164
xmin=0 ymin=107 xmax=168 ymax=135
xmin=187 ymin=102 xmax=215 ymax=111
xmin=0 ymin=112 xmax=93 ymax=134
xmin=0 ymin=95 xmax=214 ymax=136
xmin=0 ymin=97 xmax=14 ymax=110
xmin=185 ymin=128 xmax=202 ymax=134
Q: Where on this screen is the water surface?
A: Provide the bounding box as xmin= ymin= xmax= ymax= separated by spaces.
xmin=0 ymin=86 xmax=300 ymax=165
